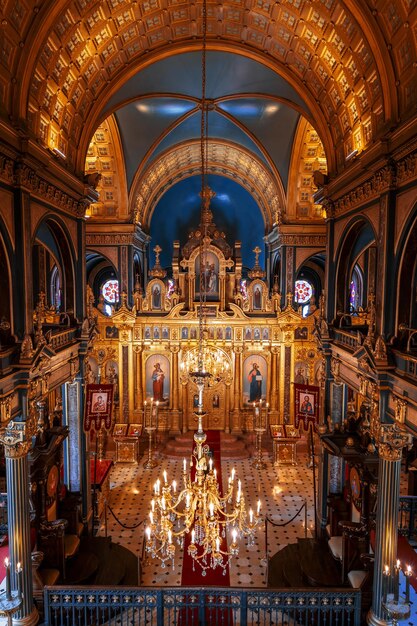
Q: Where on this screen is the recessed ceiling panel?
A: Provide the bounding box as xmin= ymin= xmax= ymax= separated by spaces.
xmin=104 ymin=51 xmax=309 ymax=115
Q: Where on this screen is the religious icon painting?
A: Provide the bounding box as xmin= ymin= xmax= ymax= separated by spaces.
xmin=144 ymin=326 xmax=151 ymax=340
xmin=153 ymin=326 xmax=161 ymax=340
xmin=151 ymin=283 xmax=162 ymax=310
xmin=252 ymin=282 xmax=263 ymax=309
xmin=245 ymin=327 xmax=252 ymax=341
xmin=253 ymin=327 xmax=261 ymax=341
xmin=181 ymin=327 xmax=189 ymax=340
xmin=208 ymin=327 xmax=215 ymax=340
xmin=216 ymin=327 xmax=223 ymax=340
xmin=145 ymin=354 xmax=170 ymax=404
xmin=190 ymin=327 xmax=197 ymax=340
xmin=295 ymin=326 xmax=308 ymax=340
xmin=195 ymin=251 xmax=219 ymax=301
xmin=262 ymin=327 xmax=269 ymax=341
xmin=162 ymin=326 xmax=169 ymax=340
xmin=242 ymin=355 xmax=267 ymax=404
xmin=105 ymin=325 xmax=119 ymax=339
xmin=225 ymin=327 xmax=232 ymax=340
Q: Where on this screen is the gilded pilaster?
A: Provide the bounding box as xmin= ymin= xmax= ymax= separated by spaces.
xmin=134 ymin=346 xmax=143 ymax=410
xmin=231 ymin=347 xmax=242 ymax=432
xmin=269 ymin=347 xmax=279 ymax=420
xmin=170 ymin=346 xmax=181 ymax=433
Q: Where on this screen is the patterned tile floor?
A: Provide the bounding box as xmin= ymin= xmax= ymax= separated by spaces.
xmin=98 ymin=438 xmax=315 ymax=588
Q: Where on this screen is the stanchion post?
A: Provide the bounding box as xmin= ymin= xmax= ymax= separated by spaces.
xmin=304 ymin=498 xmax=307 ymax=538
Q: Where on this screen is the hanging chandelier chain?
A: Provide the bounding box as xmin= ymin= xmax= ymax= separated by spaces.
xmin=198 ymin=0 xmax=208 ymax=371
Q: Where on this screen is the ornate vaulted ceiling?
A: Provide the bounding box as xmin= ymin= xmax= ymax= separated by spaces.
xmin=1 ymin=0 xmax=415 ymax=230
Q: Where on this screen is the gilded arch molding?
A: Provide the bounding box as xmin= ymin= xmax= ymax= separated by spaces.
xmin=132 ymin=141 xmax=284 ymax=232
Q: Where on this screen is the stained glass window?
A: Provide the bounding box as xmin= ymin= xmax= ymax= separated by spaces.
xmin=349 ymin=265 xmax=362 ymax=312
xmin=102 ymin=279 xmax=119 ymax=304
xmin=294 ymin=279 xmax=313 ymax=304
xmin=240 ymin=279 xmax=248 ymax=299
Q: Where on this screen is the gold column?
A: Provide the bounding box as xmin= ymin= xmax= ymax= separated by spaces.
xmin=134 ymin=346 xmax=143 ymax=412
xmin=231 ymin=347 xmax=242 ymax=432
xmin=170 ymin=346 xmax=181 ymax=433
xmin=181 ymin=382 xmax=188 ymax=433
xmin=225 ymin=382 xmax=231 ymax=433
xmin=269 ymin=347 xmax=279 ymax=421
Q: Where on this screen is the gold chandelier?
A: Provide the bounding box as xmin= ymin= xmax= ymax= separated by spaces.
xmin=144 ymin=0 xmax=261 ymax=574
xmin=144 ymin=402 xmax=261 ymax=574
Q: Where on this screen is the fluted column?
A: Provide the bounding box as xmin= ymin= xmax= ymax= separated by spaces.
xmin=231 ymin=347 xmax=242 ymax=432
xmin=170 ymin=347 xmax=181 ymax=433
xmin=225 ymin=382 xmax=231 ymax=433
xmin=1 ymin=426 xmax=38 ymax=626
xmin=134 ymin=346 xmax=143 ymax=410
xmin=368 ymin=423 xmax=412 ymax=626
xmin=269 ymin=347 xmax=279 ymax=421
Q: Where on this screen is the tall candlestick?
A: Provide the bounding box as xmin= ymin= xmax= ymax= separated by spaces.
xmin=17 ymin=562 xmax=23 ymax=600
xmin=383 ymin=565 xmax=390 ymax=603
xmin=4 ymin=557 xmax=11 ymax=600
xmin=405 ymin=565 xmax=412 ymax=603
xmin=394 ymin=559 xmax=401 ymax=602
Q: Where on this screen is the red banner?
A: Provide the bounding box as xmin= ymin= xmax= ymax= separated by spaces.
xmin=84 ymin=384 xmax=114 ymax=432
xmin=294 ymin=383 xmax=319 ymax=430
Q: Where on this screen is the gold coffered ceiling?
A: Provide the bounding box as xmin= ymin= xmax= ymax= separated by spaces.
xmin=2 ymin=0 xmax=414 ymax=177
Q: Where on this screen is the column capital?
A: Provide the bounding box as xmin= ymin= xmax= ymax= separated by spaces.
xmin=378 ymin=423 xmax=413 ymax=461
xmin=0 ymin=424 xmax=31 ymax=458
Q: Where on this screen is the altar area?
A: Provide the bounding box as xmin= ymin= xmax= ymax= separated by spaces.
xmin=96 ymin=432 xmax=315 ymax=588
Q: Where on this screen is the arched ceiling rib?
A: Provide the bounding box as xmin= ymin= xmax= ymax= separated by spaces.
xmin=132 ymin=140 xmax=285 ymax=231
xmin=3 ymin=0 xmax=410 ymax=175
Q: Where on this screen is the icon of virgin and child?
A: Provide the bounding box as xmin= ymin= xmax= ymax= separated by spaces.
xmin=152 ymin=362 xmax=165 ymax=402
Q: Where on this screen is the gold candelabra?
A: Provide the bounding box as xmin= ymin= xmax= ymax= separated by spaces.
xmin=252 ymin=399 xmax=269 ymax=469
xmin=143 ymin=399 xmax=159 ymax=469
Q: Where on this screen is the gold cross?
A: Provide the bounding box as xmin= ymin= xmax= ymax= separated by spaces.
xmin=253 ymin=246 xmax=261 ymax=265
xmin=153 ymin=245 xmax=162 ymax=265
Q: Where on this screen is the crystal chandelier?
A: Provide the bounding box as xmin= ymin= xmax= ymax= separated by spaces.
xmin=144 ymin=0 xmax=261 ymax=575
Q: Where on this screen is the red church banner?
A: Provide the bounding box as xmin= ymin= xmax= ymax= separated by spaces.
xmin=294 ymin=383 xmax=319 ymax=430
xmin=84 ymin=384 xmax=114 ymax=432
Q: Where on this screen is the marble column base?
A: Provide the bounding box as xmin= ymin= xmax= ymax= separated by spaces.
xmin=9 ymin=606 xmax=38 ymax=626
xmin=367 ymin=608 xmax=392 ymax=626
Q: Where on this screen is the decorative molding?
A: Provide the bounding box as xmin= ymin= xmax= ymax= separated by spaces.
xmin=86 ymin=233 xmax=137 ymax=245
xmin=333 ymin=164 xmax=397 ymax=215
xmin=276 ymin=234 xmax=327 ymax=247
xmin=378 ymin=423 xmax=412 ymax=461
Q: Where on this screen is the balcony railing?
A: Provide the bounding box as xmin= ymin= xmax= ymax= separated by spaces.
xmin=398 ymin=496 xmax=417 ymax=545
xmin=332 ymin=329 xmax=361 ymax=351
xmin=43 ymin=586 xmax=361 ymax=626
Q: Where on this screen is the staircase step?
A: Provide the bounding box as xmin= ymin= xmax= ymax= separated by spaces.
xmin=297 ymin=538 xmax=343 ymax=587
xmin=268 ymin=544 xmax=303 ymax=588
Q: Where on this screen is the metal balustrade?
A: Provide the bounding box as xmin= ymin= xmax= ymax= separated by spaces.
xmin=399 ymin=496 xmax=417 ymax=545
xmin=43 ymin=586 xmax=361 ymax=626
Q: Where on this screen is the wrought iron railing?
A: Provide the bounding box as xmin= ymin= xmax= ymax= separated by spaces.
xmin=398 ymin=496 xmax=417 ymax=544
xmin=43 ymin=586 xmax=361 ymax=626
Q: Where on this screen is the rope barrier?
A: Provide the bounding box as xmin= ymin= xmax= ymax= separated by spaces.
xmin=265 ymin=501 xmax=306 ymax=527
xmin=105 ymin=501 xmax=143 ymax=530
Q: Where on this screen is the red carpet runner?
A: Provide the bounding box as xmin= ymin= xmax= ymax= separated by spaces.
xmin=179 ymin=431 xmax=232 ymax=625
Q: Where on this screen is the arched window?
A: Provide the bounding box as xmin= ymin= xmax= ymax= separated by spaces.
xmin=50 ymin=265 xmax=62 ymax=310
xmin=294 ymin=279 xmax=313 ymax=317
xmin=101 ymin=279 xmax=119 ymax=315
xmin=349 ymin=264 xmax=362 ymax=313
